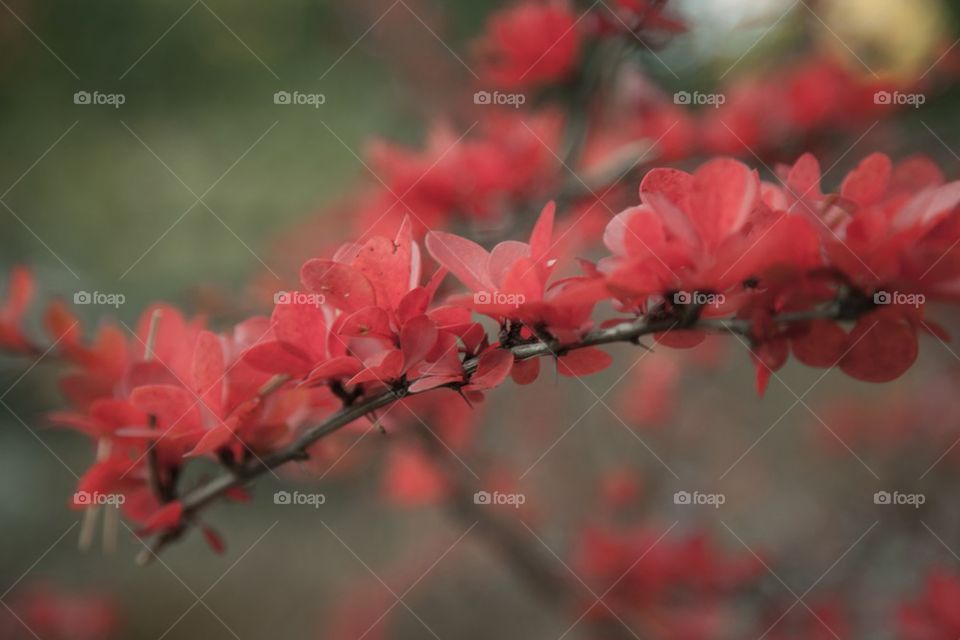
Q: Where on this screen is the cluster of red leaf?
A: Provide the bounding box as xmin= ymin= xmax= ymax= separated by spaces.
xmin=812 ymin=366 xmax=960 ymax=467
xmin=573 ymin=525 xmax=763 ymax=637
xmin=354 ymin=114 xmax=564 ymax=239
xmin=697 ymin=55 xmax=930 ymax=160
xmin=3 ymin=2 xmax=960 ymax=636
xmin=263 ymin=0 xmax=690 ymax=274
xmin=265 ymin=0 xmax=958 ymax=290
xmin=474 ymin=0 xmax=685 ymax=89
xmin=3 ymin=146 xmax=959 ymax=547
xmin=899 ymin=569 xmax=960 ymax=639
xmin=0 ymin=585 xmax=118 ymax=640
xmin=599 ymin=152 xmax=960 ymax=391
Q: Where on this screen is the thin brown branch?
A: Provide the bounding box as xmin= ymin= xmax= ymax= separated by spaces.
xmin=137 ymin=300 xmax=854 ymax=562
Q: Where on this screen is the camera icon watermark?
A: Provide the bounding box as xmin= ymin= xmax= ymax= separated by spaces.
xmin=873 ymin=490 xmax=925 ymax=509
xmin=273 ymin=490 xmax=326 ymax=508
xmin=73 ymin=491 xmax=126 ymax=506
xmin=273 ymin=90 xmax=326 ymax=108
xmin=73 ymin=291 xmax=125 ymax=309
xmin=673 ymin=291 xmax=725 ymax=308
xmin=473 ymin=90 xmax=526 ymax=109
xmin=473 ymin=490 xmax=526 ymax=508
xmin=673 ymin=490 xmax=725 ymax=509
xmin=473 ymin=291 xmax=525 ymax=307
xmin=873 ymin=290 xmax=925 ymax=308
xmin=73 ymin=90 xmax=125 ymax=109
xmin=274 ymin=291 xmax=325 ymax=306
xmin=874 ymin=90 xmax=925 ymax=109
xmin=673 ymin=90 xmax=725 ymax=108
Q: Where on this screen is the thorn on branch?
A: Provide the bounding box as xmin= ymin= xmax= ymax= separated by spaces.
xmin=455 ymin=387 xmax=475 ymax=409
xmin=216 ymin=448 xmax=237 ymax=471
xmin=329 ymin=380 xmax=363 ymax=406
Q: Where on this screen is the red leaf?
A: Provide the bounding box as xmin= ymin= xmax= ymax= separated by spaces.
xmin=191 ymin=330 xmax=224 ymax=417
xmin=2 ymin=265 xmax=34 ymax=319
xmin=893 ymin=180 xmax=960 ymax=232
xmin=400 ymin=315 xmax=439 ymax=372
xmin=353 ymin=229 xmax=415 ymax=309
xmin=140 ymin=501 xmax=184 ymax=535
xmin=791 ymin=319 xmax=848 ymax=368
xmin=339 ymin=306 xmax=393 ymax=339
xmin=306 ymin=355 xmax=364 ymax=383
xmin=408 ymin=374 xmax=461 ymax=393
xmin=75 ymin=456 xmax=139 ymax=498
xmin=186 ymin=423 xmax=234 ymax=457
xmin=128 ymin=385 xmax=202 ymax=434
xmin=557 ymin=347 xmax=612 ymax=377
xmin=301 ymin=259 xmax=376 ymax=312
xmin=466 ymin=350 xmax=514 ymax=389
xmin=242 ymin=341 xmax=313 ymax=377
xmin=840 ymin=317 xmax=918 ymax=383
xmin=609 ymin=206 xmax=667 ymax=256
xmin=425 ymin=231 xmax=493 ymax=292
xmin=511 ymin=357 xmax=540 ymax=385
xmin=786 ymin=152 xmax=822 ymax=200
xmin=48 ymin=411 xmax=98 ymax=437
xmin=687 ymin=158 xmax=758 ymax=246
xmin=640 ymin=167 xmax=692 ymax=212
xmin=272 ymin=298 xmax=326 ymax=361
xmin=44 ymin=300 xmax=81 ymax=349
xmin=397 ymin=288 xmax=430 ymax=324
xmin=488 ymin=241 xmax=531 ymax=289
xmin=90 ymin=399 xmax=148 ymax=432
xmin=202 ymin=525 xmax=226 ymax=555
xmin=383 ymin=446 xmax=446 ymax=506
xmin=529 ymin=201 xmax=556 ymax=263
xmin=349 ymin=349 xmax=404 ymax=385
xmin=841 ymin=152 xmax=891 ymax=207
xmin=755 ymin=364 xmax=772 ymax=397
xmin=752 ymin=338 xmax=788 ymax=396
xmin=655 ymin=330 xmax=706 ymax=349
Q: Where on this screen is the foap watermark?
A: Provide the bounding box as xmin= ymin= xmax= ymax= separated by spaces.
xmin=474 ymin=490 xmax=526 ymax=508
xmin=474 ymin=90 xmax=526 ymax=109
xmin=874 ymin=490 xmax=925 ymax=509
xmin=874 ymin=90 xmax=925 ymax=109
xmin=674 ymin=90 xmax=725 ymax=108
xmin=274 ymin=490 xmax=326 ymax=508
xmin=474 ymin=291 xmax=525 ymax=307
xmin=674 ymin=490 xmax=725 ymax=509
xmin=74 ymin=291 xmax=125 ymax=308
xmin=273 ymin=90 xmax=326 ymax=108
xmin=73 ymin=90 xmax=125 ymax=108
xmin=274 ymin=291 xmax=326 ymax=306
xmin=73 ymin=491 xmax=126 ymax=507
xmin=673 ymin=291 xmax=725 ymax=308
xmin=873 ymin=290 xmax=925 ymax=308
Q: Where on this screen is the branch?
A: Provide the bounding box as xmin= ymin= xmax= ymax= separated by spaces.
xmin=137 ymin=300 xmax=853 ymax=563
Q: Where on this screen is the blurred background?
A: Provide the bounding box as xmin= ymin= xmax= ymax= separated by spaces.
xmin=2 ymin=0 xmax=960 ymax=638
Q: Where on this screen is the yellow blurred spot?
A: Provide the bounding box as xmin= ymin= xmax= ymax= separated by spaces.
xmin=815 ymin=0 xmax=949 ymax=82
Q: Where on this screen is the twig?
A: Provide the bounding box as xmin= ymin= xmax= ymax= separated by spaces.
xmin=138 ymin=301 xmax=853 ymax=561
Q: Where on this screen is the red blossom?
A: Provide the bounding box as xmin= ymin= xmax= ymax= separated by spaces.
xmin=427 ymin=201 xmax=600 ymax=332
xmin=899 ymin=569 xmax=960 ymax=640
xmin=473 ymin=1 xmax=582 ymax=90
xmin=601 ymin=157 xmax=821 ymax=310
xmin=0 ymin=266 xmax=36 ymax=353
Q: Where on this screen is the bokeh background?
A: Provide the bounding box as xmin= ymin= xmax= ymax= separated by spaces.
xmin=2 ymin=1 xmax=960 ymax=638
